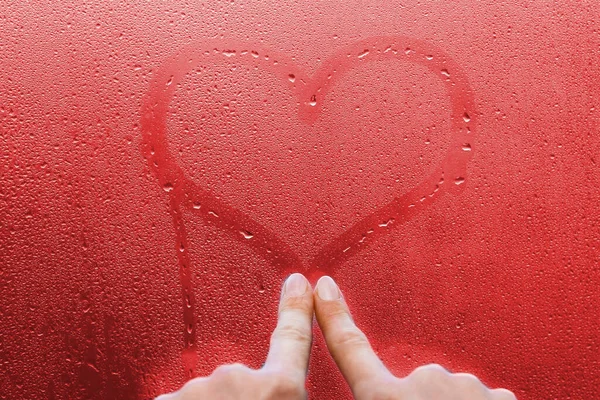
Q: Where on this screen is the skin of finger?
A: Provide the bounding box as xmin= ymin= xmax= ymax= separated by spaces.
xmin=352 ymin=375 xmax=407 ymax=400
xmin=400 ymin=364 xmax=453 ymax=399
xmin=258 ymin=369 xmax=309 ymax=400
xmin=490 ymin=388 xmax=518 ymax=400
xmin=213 ymin=363 xmax=307 ymax=399
xmin=207 ymin=364 xmax=264 ymax=400
xmin=335 ymin=369 xmax=515 ymax=400
xmin=452 ymin=372 xmax=490 ymax=399
xmin=448 ymin=371 xmax=516 ymax=400
xmin=154 ymin=364 xmax=258 ymax=400
xmin=401 ymin=366 xmax=506 ymax=400
xmin=313 ymin=283 xmax=392 ymax=393
xmin=154 ymin=376 xmax=211 ymax=400
xmin=264 ymin=274 xmax=314 ymax=382
xmin=209 ymin=365 xmax=266 ymax=400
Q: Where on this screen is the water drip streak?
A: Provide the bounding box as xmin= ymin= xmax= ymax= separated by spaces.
xmin=170 ymin=197 xmax=197 ymax=378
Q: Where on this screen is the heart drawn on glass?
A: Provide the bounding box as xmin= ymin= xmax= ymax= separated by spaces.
xmin=140 ymin=36 xmax=476 ymax=375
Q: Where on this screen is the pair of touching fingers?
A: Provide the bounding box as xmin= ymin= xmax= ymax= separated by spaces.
xmin=157 ymin=273 xmax=517 ymax=400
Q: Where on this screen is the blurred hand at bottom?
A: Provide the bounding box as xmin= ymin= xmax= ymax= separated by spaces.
xmin=156 ymin=273 xmax=517 ymax=400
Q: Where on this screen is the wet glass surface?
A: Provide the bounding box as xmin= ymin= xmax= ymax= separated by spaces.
xmin=1 ymin=2 xmax=599 ymax=399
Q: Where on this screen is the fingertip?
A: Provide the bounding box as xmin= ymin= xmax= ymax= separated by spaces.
xmin=265 ymin=273 xmax=314 ymax=377
xmin=314 ymin=275 xmax=341 ymax=301
xmin=313 ymin=275 xmax=351 ymax=328
xmin=312 ymin=276 xmax=390 ymax=393
xmin=313 ymin=275 xmax=350 ymax=328
xmin=279 ymin=273 xmax=313 ymax=316
xmin=282 ymin=273 xmax=311 ymax=299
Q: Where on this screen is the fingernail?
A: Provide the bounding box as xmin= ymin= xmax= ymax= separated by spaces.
xmin=283 ymin=273 xmax=308 ymax=297
xmin=316 ymin=276 xmax=340 ymax=301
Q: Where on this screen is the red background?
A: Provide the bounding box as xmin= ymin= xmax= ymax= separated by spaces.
xmin=1 ymin=1 xmax=599 ymax=399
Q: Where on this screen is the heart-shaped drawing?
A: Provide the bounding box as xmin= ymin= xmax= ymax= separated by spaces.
xmin=140 ymin=36 xmax=475 ymax=375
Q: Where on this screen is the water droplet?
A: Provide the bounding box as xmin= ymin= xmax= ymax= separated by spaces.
xmin=163 ymin=183 xmax=174 ymax=192
xmin=426 ymin=55 xmax=434 ymax=60
xmin=462 ymin=143 xmax=472 ymax=151
xmin=166 ymin=76 xmax=173 ymax=86
xmin=193 ymin=202 xmax=201 ymax=209
xmin=405 ymin=47 xmax=412 ymax=55
xmin=240 ymin=231 xmax=254 ymax=239
xmin=379 ymin=219 xmax=394 ymax=227
xmin=309 ymin=95 xmax=317 ymax=107
xmin=222 ymin=49 xmax=236 ymax=57
xmin=187 ymin=324 xmax=193 ymax=334
xmin=288 ymin=74 xmax=296 ymax=83
xmin=358 ymin=49 xmax=370 ymax=58
xmin=441 ymin=69 xmax=450 ymax=77
xmin=82 ymin=300 xmax=90 ymax=314
xmin=463 ymin=112 xmax=471 ymax=122
xmin=455 ymin=177 xmax=465 ymax=185
xmin=208 ymin=211 xmax=219 ymax=218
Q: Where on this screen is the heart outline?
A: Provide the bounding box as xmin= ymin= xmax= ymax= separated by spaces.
xmin=140 ymin=36 xmax=475 ymax=375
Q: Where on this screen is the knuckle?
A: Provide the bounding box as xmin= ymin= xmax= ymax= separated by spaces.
xmin=154 ymin=394 xmax=176 ymax=400
xmin=280 ymin=295 xmax=312 ymax=315
xmin=368 ymin=391 xmax=399 ymax=400
xmin=424 ymin=363 xmax=448 ymax=372
xmin=454 ymin=372 xmax=483 ymax=387
xmin=270 ymin=373 xmax=306 ymax=398
xmin=271 ymin=323 xmax=312 ymax=346
xmin=211 ymin=363 xmax=250 ymax=379
xmin=356 ymin=377 xmax=400 ymax=400
xmin=176 ymin=377 xmax=210 ymax=397
xmin=321 ymin=303 xmax=351 ymax=321
xmin=333 ymin=326 xmax=370 ymax=349
xmin=491 ymin=388 xmax=518 ymax=400
xmin=411 ymin=363 xmax=450 ymax=379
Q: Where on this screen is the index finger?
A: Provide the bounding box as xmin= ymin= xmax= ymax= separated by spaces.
xmin=313 ymin=276 xmax=392 ymax=392
xmin=264 ymin=273 xmax=314 ymax=381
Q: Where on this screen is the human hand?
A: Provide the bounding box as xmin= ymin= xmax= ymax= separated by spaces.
xmin=156 ymin=273 xmax=314 ymax=400
xmin=313 ymin=275 xmax=517 ymax=400
xmin=156 ymin=273 xmax=517 ymax=400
